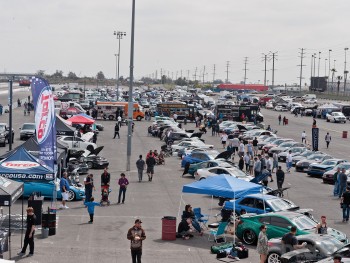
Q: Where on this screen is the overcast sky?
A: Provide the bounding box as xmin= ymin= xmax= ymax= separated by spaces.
xmin=1 ymin=0 xmax=350 ymax=85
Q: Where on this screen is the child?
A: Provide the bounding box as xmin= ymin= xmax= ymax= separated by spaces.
xmin=84 ymin=197 xmax=100 ymax=223
xmin=100 ymin=188 xmax=110 ymax=206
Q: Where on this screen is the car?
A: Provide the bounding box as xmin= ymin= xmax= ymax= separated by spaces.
xmin=278 ymin=147 xmax=307 ymax=162
xmin=274 ymin=105 xmax=288 ymax=111
xmin=67 ymin=157 xmax=89 ymax=174
xmin=195 ymin=166 xmax=253 ymax=181
xmin=241 ymin=130 xmax=275 ymax=143
xmin=23 ymin=178 xmax=85 ymax=201
xmin=187 ymin=159 xmax=235 ymax=176
xmin=292 ymin=150 xmax=320 ymax=166
xmin=326 ymin=112 xmax=347 ymax=123
xmin=95 ymin=123 xmax=104 ymax=131
xmin=236 ymin=211 xmax=348 ymax=245
xmin=296 ymin=154 xmax=333 ymax=172
xmin=223 ymin=194 xmax=313 ymax=218
xmin=307 ymin=159 xmax=347 ymax=177
xmin=266 ymin=102 xmax=274 ymax=109
xmin=316 ymin=244 xmax=350 ymax=262
xmin=304 ymin=98 xmax=318 ymax=104
xmin=181 ymin=150 xmax=220 ymax=168
xmin=258 ymin=137 xmax=281 ymax=149
xmin=19 ymin=123 xmax=36 ymax=140
xmin=171 ymin=140 xmax=211 ymax=152
xmin=0 ymin=123 xmax=14 ymax=146
xmin=322 ymin=163 xmax=350 ymax=184
xmin=58 ymin=136 xmax=97 ymax=151
xmin=262 ymin=138 xmax=294 ymax=153
xmin=182 ymin=146 xmax=219 ymax=158
xmin=267 ymin=234 xmax=345 ymax=263
xmin=268 ymin=141 xmax=305 ymax=157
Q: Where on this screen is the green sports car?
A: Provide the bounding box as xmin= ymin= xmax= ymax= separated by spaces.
xmin=236 ymin=211 xmax=348 ymax=245
xmin=187 ymin=159 xmax=235 ymax=177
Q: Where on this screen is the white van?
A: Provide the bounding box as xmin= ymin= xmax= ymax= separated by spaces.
xmin=302 ymin=94 xmax=316 ymax=100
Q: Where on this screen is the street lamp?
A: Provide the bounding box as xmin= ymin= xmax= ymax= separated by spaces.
xmin=344 ymin=47 xmax=349 ymax=93
xmin=328 ymin=49 xmax=332 ymax=78
xmin=113 ymin=30 xmax=126 ymax=101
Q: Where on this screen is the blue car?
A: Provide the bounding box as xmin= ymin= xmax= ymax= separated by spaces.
xmin=223 ymin=194 xmax=313 ymax=218
xmin=23 ymin=178 xmax=85 ymax=201
xmin=307 ymin=159 xmax=346 ymax=177
xmin=181 ymin=150 xmax=221 ymax=168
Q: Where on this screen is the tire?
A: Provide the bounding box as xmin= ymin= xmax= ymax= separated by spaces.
xmin=87 ymin=161 xmax=93 ymax=169
xmin=199 ymin=177 xmax=205 ymax=180
xmin=242 ymin=229 xmax=257 ymax=245
xmin=67 ymin=190 xmax=76 ymax=201
xmin=136 ymin=116 xmax=142 ymax=121
xmin=267 ymin=252 xmax=281 ymax=263
xmin=327 ymin=119 xmax=330 ymax=122
xmin=108 ymin=115 xmax=114 ymax=120
xmin=86 ymin=145 xmax=94 ymax=152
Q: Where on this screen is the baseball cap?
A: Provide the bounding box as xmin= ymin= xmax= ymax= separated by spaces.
xmin=135 ymin=219 xmax=142 ymax=224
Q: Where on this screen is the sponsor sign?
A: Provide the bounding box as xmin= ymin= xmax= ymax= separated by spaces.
xmin=312 ymin=127 xmax=319 ymax=151
xmin=0 ymin=173 xmax=53 ymax=181
xmin=31 ymin=77 xmax=57 ymax=170
xmin=1 ymin=161 xmax=40 ymax=169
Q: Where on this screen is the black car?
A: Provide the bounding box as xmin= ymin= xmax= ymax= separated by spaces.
xmin=81 ymin=146 xmax=109 ymax=169
xmin=0 ymin=123 xmax=14 ymax=146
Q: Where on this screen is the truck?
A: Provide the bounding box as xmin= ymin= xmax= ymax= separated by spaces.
xmin=95 ymin=101 xmax=144 ymax=121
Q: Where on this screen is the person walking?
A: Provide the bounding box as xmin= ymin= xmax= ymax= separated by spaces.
xmin=278 ymin=115 xmax=282 ymax=125
xmin=127 ymin=219 xmax=146 ymax=263
xmin=118 ymin=173 xmax=129 ymax=204
xmin=272 ymin=152 xmax=278 ymax=173
xmin=247 ymin=141 xmax=253 ymax=157
xmin=333 ymin=167 xmax=341 ymax=197
xmin=60 ymin=172 xmax=70 ymax=209
xmin=238 ymin=156 xmax=244 ymax=170
xmin=84 ymin=174 xmax=95 ymax=205
xmin=221 ymin=133 xmax=228 ymax=149
xmin=232 ymin=137 xmax=240 ymax=155
xmin=101 ymin=168 xmax=111 ymax=193
xmin=286 ymin=150 xmax=293 ymax=173
xmin=92 ymin=131 xmax=97 ymax=144
xmin=283 ymin=116 xmax=286 ymax=125
xmin=325 ymin=132 xmax=331 ymax=148
xmin=301 ymin=131 xmax=307 ymax=144
xmin=341 ymin=187 xmax=350 ymax=222
xmin=117 ymin=115 xmax=122 ymax=127
xmin=146 ymin=153 xmax=156 ymax=181
xmin=257 ymin=225 xmax=268 ymax=263
xmin=18 ymin=207 xmax=36 ymax=257
xmin=338 ymin=168 xmax=347 ymax=198
xmin=84 ymin=197 xmax=101 ymax=223
xmin=136 ymin=155 xmax=145 ymax=182
xmin=266 ymin=156 xmax=273 ymax=182
xmin=238 ymin=141 xmax=245 ymax=157
xmin=252 ymin=137 xmax=259 ymax=156
xmin=243 ymin=152 xmax=250 ymax=172
xmin=113 ymin=123 xmax=120 ymax=139
xmin=254 ymin=157 xmax=261 ymax=177
xmin=276 ymin=166 xmax=285 ymax=195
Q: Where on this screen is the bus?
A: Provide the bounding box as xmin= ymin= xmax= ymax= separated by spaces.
xmin=95 ymin=101 xmax=144 ymax=121
xmin=215 ymin=104 xmax=262 ymax=122
xmin=156 ymin=102 xmax=197 ymax=121
xmin=332 ymin=102 xmax=350 ymax=119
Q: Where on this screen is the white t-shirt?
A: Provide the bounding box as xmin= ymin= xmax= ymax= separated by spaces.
xmin=302 ymin=132 xmax=306 ymax=138
xmin=286 ymin=153 xmax=293 ymax=163
xmin=239 ymin=143 xmax=245 ymax=152
xmin=117 ymin=116 xmax=122 ymax=122
xmin=221 ymin=134 xmax=228 ymax=142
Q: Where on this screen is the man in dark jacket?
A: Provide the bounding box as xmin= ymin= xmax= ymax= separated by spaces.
xmin=146 ymin=155 xmax=156 ymax=182
xmin=136 ymin=155 xmax=145 ymax=182
xmin=127 ymin=219 xmax=146 ymax=263
xmin=101 ymin=168 xmax=110 ymax=192
xmin=113 ymin=123 xmax=120 ymax=139
xmin=276 ymin=166 xmax=285 ymax=196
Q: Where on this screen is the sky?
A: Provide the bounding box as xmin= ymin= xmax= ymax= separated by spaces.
xmin=1 ymin=0 xmax=350 ymax=86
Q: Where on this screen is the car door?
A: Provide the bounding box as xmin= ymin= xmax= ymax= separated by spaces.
xmin=237 ymin=197 xmax=257 ymax=214
xmin=267 ymin=216 xmax=293 ymax=239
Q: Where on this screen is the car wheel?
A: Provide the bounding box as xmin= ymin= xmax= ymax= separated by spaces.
xmin=242 ymin=229 xmax=257 ymax=245
xmin=136 ymin=116 xmax=142 ymax=121
xmin=199 ymin=177 xmax=205 ymax=180
xmin=67 ymin=190 xmax=76 ymax=201
xmin=267 ymin=252 xmax=281 ymax=263
xmin=108 ymin=115 xmax=114 ymax=120
xmin=87 ymin=162 xmax=93 ymax=169
xmin=327 ymin=118 xmax=330 ymax=122
xmin=87 ymin=145 xmax=94 ymax=152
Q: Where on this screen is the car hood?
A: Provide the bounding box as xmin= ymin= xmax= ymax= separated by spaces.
xmin=21 ymin=129 xmax=35 ymax=133
xmin=280 ymin=248 xmax=317 ymax=261
xmin=327 ymin=227 xmax=348 ymax=243
xmin=309 ymin=164 xmax=333 ymax=169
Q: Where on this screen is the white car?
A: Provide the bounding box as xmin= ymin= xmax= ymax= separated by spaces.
xmin=274 ymin=105 xmax=288 ymax=111
xmin=171 ymin=140 xmax=212 ymax=152
xmin=58 ymin=136 xmax=97 ymax=151
xmin=195 ymin=166 xmax=253 ymax=181
xmin=266 ymin=103 xmax=274 ymax=109
xmin=183 ymin=147 xmax=218 ymax=157
xmin=304 ymin=98 xmax=317 ymax=104
xmin=326 ymin=112 xmax=347 ymax=123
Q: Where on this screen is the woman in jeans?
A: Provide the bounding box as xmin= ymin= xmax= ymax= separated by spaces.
xmin=182 ymin=204 xmax=203 ymax=236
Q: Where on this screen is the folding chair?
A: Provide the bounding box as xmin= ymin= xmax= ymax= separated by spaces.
xmin=208 ymin=221 xmax=228 ymax=243
xmin=193 ymin=207 xmax=209 ymax=229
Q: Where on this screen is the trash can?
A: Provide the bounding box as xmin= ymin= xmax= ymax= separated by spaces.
xmin=285 ymin=119 xmax=288 ymax=125
xmin=42 ymin=213 xmax=56 ymax=236
xmin=161 ymin=216 xmax=176 ymax=241
xmin=41 ymin=228 xmax=49 ymax=239
xmin=343 ymin=131 xmax=348 ymax=139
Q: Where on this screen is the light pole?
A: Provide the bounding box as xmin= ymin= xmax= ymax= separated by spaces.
xmin=311 ymin=54 xmax=314 ymax=88
xmin=344 ymin=47 xmax=349 ymax=93
xmin=313 ymin=53 xmax=316 ymax=77
xmin=126 ymin=0 xmax=135 ymax=171
xmin=331 ymin=60 xmax=336 ymax=92
xmin=325 ymin=59 xmax=327 ymax=76
xmin=113 ymin=30 xmax=126 ymax=101
xmin=317 ymin=52 xmax=321 ymax=90
xmin=328 ymin=49 xmax=332 ymax=78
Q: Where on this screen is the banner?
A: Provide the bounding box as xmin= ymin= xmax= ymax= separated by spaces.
xmin=31 ymin=77 xmax=56 ymax=170
xmin=312 ymin=127 xmax=319 ymax=151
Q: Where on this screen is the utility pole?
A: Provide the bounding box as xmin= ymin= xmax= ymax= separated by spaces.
xmin=313 ymin=53 xmax=316 ymax=77
xmin=181 ymin=70 xmax=183 ymax=79
xmin=212 ymin=64 xmax=216 ymax=85
xmin=344 ymin=48 xmax=349 ymax=93
xmin=155 ymin=70 xmax=158 ymax=80
xmin=243 ymin=57 xmax=248 ymax=85
xmin=187 ymin=70 xmax=190 ymax=82
xmin=298 ymin=48 xmax=306 ymax=93
xmin=262 ymin=53 xmax=268 ymax=87
xmin=202 ymin=66 xmax=206 ymax=84
xmin=311 ymin=54 xmax=314 ymax=88
xmin=328 ymin=49 xmax=332 ymax=79
xmin=194 ymin=67 xmax=198 ymax=82
xmin=270 ymin=52 xmax=278 ymax=89
xmin=225 ymin=61 xmax=230 ymax=83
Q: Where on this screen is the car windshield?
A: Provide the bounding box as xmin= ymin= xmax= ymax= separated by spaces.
xmin=266 ymin=137 xmax=279 ymax=143
xmin=267 ymin=199 xmax=295 ymax=211
xmin=0 ymin=125 xmax=5 ymax=132
xmin=315 ymin=239 xmax=344 ymax=254
xmin=292 ymin=215 xmax=316 ymax=230
xmin=338 ymin=163 xmax=350 ymax=170
xmin=307 ymin=154 xmax=326 ymax=160
xmin=299 ymin=150 xmax=313 ymax=157
xmin=22 ymin=124 xmax=35 ymax=130
xmin=275 ymin=140 xmax=289 ymax=146
xmin=229 ymin=168 xmax=248 ymax=178
xmin=279 ymin=142 xmax=294 ymax=148
xmin=333 ymin=112 xmax=342 ymax=116
xmin=321 ymin=160 xmax=337 ymax=166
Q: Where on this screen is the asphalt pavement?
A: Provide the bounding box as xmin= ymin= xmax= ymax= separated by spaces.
xmin=0 ymin=98 xmax=349 ymax=262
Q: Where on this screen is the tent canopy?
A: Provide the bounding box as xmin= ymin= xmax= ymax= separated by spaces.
xmin=76 ymin=113 xmax=94 ymax=120
xmin=182 ymin=174 xmax=262 ymax=199
xmin=67 ymin=115 xmax=95 ymax=125
xmin=0 ymin=177 xmax=23 ymax=206
xmin=56 ymin=116 xmax=75 ymax=136
xmin=0 ymin=147 xmax=54 ymax=182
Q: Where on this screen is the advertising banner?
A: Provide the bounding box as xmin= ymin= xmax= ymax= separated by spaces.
xmin=312 ymin=127 xmax=319 ymax=151
xmin=31 ymin=77 xmax=56 ymax=170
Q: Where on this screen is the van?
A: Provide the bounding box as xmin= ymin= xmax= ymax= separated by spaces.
xmin=302 ymin=94 xmax=316 ymax=100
